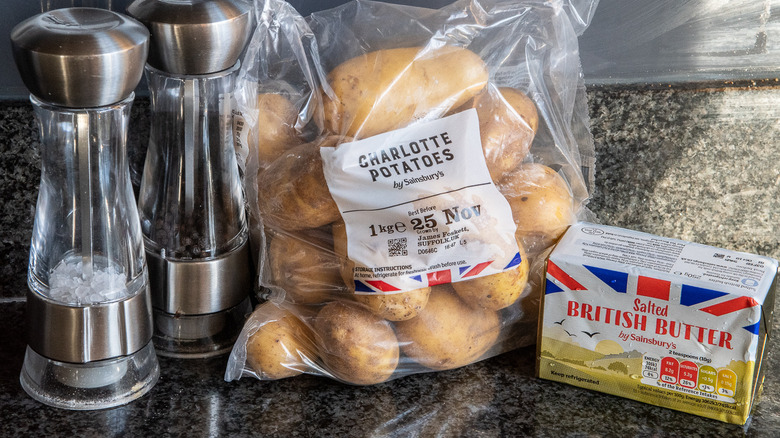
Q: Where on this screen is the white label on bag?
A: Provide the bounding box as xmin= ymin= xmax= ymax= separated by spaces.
xmin=320 ymin=109 xmax=520 ymax=294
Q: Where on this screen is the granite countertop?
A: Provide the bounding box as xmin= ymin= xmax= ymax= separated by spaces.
xmin=1 ymin=82 xmax=779 ymax=437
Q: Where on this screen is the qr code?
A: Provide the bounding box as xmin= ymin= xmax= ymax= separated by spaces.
xmin=388 ymin=238 xmax=408 ymax=257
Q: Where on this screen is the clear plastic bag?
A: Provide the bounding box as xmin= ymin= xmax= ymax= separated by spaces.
xmin=226 ymin=0 xmax=597 ymax=385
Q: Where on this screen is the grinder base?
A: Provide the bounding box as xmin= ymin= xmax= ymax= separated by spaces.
xmin=20 ymin=341 xmax=159 ymax=410
xmin=152 ymin=298 xmax=252 ymax=359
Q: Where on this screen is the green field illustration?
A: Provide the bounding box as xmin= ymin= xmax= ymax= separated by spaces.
xmin=538 ymin=325 xmax=756 ymax=425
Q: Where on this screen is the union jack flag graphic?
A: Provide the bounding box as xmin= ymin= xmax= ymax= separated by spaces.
xmin=354 ymin=251 xmax=524 ymax=293
xmin=545 ymin=260 xmax=763 ymax=335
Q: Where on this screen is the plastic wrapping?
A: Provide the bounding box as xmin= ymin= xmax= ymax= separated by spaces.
xmin=226 ymin=0 xmax=597 ymax=385
xmin=580 ymin=0 xmax=780 ymax=84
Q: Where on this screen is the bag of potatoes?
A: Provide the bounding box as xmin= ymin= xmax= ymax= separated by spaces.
xmin=225 ymin=0 xmax=597 ymax=385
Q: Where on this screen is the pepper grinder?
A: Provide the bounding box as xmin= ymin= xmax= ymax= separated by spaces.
xmin=11 ymin=8 xmax=159 ymax=409
xmin=127 ymin=0 xmax=253 ymax=358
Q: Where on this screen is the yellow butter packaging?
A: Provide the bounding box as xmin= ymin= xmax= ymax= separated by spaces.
xmin=537 ymin=222 xmax=778 ymax=426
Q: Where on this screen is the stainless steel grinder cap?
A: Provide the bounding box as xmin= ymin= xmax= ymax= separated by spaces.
xmin=10 ymin=8 xmax=150 ymax=108
xmin=126 ymin=0 xmax=253 ymax=75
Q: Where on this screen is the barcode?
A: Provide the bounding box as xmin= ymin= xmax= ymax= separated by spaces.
xmin=388 ymin=238 xmax=408 ymax=257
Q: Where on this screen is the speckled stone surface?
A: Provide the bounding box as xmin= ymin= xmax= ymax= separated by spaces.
xmin=587 ymin=84 xmax=780 ymax=260
xmin=0 ymin=102 xmax=38 ymax=299
xmin=1 ymin=84 xmax=779 ymax=436
xmin=1 ymin=297 xmax=778 ymax=437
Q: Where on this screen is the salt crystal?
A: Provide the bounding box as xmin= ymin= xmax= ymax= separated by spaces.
xmin=48 ymin=257 xmax=131 ymax=305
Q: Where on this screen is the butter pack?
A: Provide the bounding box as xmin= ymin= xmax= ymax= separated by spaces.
xmin=537 ymin=222 xmax=778 ymax=426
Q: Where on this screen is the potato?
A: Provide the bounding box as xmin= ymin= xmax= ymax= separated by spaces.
xmin=460 ymin=86 xmax=538 ymax=182
xmin=255 ymin=93 xmax=300 ymax=170
xmin=258 ymin=137 xmax=343 ymax=230
xmin=498 ymin=163 xmax=575 ymax=249
xmin=332 ymin=220 xmax=430 ymax=321
xmin=395 ymin=285 xmax=501 ymax=371
xmin=267 ymin=229 xmax=344 ymax=305
xmin=498 ymin=87 xmax=538 ymax=132
xmin=322 ymin=46 xmax=489 ymax=139
xmin=314 ymin=301 xmax=400 ymax=385
xmin=354 ymin=288 xmax=431 ymax=322
xmin=451 ymin=242 xmax=530 ymax=310
xmin=245 ymin=302 xmax=316 ymax=380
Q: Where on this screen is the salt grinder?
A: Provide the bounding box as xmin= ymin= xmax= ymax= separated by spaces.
xmin=127 ymin=0 xmax=253 ymax=358
xmin=11 ymin=8 xmax=159 ymax=409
